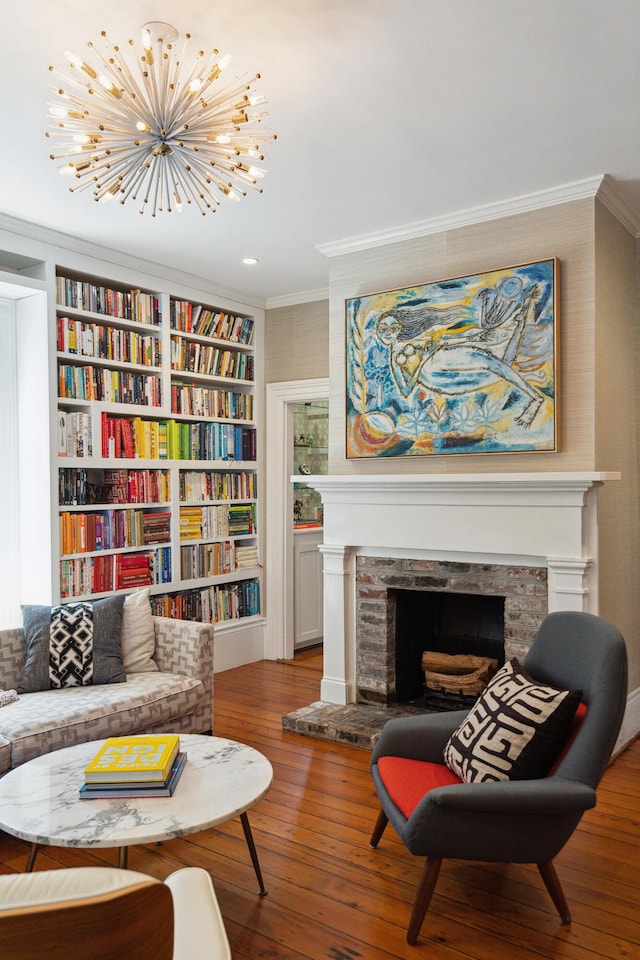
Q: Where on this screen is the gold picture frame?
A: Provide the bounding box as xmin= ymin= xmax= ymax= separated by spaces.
xmin=346 ymin=258 xmax=559 ymax=458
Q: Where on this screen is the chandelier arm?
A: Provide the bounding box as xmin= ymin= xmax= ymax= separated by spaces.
xmin=114 ymin=158 xmax=155 ymax=205
xmin=167 ymin=143 xmax=264 ymax=190
xmin=163 ymin=70 xmax=252 ymax=136
xmin=162 ymin=159 xmax=174 ymax=213
xmin=89 ymin=158 xmax=146 ymax=198
xmin=168 ymin=154 xmax=217 ymax=214
xmin=100 ymin=47 xmax=157 ymax=125
xmin=171 ymin=152 xmax=229 ymax=204
xmin=50 ymin=78 xmax=154 ymax=134
xmin=90 ymin=142 xmax=156 ymax=193
xmin=156 ymin=39 xmax=175 ymax=127
xmin=162 ymin=41 xmax=189 ymax=125
xmin=148 ymin=157 xmax=163 ymax=216
xmin=196 ymin=72 xmax=253 ymax=109
xmin=168 ymin=150 xmax=218 ymax=189
xmin=82 ymin=38 xmax=129 ymax=101
xmin=141 ymin=44 xmax=166 ymax=133
xmin=93 ymin=142 xmax=155 ymax=171
xmin=165 ymin=154 xmax=184 ymax=209
xmin=125 ymin=153 xmax=159 ymax=208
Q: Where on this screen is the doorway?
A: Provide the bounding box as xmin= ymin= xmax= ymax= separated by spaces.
xmin=264 ymin=378 xmax=329 ymax=660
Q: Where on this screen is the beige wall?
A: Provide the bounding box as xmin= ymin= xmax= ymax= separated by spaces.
xmin=327 ymin=198 xmax=597 ymax=473
xmin=264 ymin=198 xmax=639 ymax=689
xmin=593 ymin=203 xmax=640 ymax=686
xmin=264 ymin=299 xmax=329 ymax=383
xmin=321 ymin=196 xmax=638 ymax=689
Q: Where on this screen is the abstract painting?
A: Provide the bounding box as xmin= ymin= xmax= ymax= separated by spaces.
xmin=346 ymin=258 xmax=559 ymax=458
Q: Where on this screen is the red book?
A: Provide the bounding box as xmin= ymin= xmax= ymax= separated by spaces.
xmin=121 ymin=419 xmax=136 ymax=459
xmin=101 ymin=413 xmax=109 ymax=458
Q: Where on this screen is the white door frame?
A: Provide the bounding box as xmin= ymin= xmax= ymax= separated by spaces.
xmin=264 ymin=378 xmax=329 ymax=660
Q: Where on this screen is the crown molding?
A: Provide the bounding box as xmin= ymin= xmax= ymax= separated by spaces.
xmin=596 ymin=174 xmax=640 ymax=236
xmin=316 ymin=175 xmax=640 ymax=259
xmin=0 ymin=211 xmax=267 ymax=312
xmin=265 ymin=287 xmax=329 ymax=310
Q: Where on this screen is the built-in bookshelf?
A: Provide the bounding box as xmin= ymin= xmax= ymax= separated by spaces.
xmin=55 ymin=270 xmax=261 ymax=626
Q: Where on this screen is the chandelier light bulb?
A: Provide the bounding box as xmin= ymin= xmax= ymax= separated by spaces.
xmin=46 ymin=23 xmax=276 ymax=216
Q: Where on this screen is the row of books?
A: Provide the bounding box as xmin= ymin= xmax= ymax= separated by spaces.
xmin=170 ymin=339 xmax=255 ymax=381
xmin=58 ymin=410 xmax=93 ymax=458
xmin=170 ymin=300 xmax=254 ymax=345
xmin=59 ymin=509 xmax=171 ymax=556
xmin=171 ymin=382 xmax=254 ymax=420
xmin=57 ymin=317 xmax=162 ymax=366
xmin=204 ymin=578 xmax=261 ymax=623
xmin=58 ymin=364 xmax=162 ymax=407
xmin=101 ymin=413 xmax=257 ymax=462
xmin=56 ymin=277 xmax=162 ymax=326
xmin=80 ymin=735 xmax=185 ymax=799
xmin=102 ymin=468 xmax=171 ymax=504
xmin=60 ymin=547 xmax=172 ymax=597
xmin=179 ymin=503 xmax=256 ymax=541
xmin=179 ymin=470 xmax=257 ymax=503
xmin=180 ymin=540 xmax=238 ymax=579
xmin=59 ymin=468 xmax=171 ymax=506
xmin=150 ymin=578 xmax=261 ymax=623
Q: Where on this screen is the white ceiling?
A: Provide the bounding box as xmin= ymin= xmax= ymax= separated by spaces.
xmin=2 ymin=0 xmax=639 ymax=306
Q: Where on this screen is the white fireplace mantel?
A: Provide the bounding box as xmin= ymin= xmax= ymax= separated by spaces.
xmin=300 ymin=471 xmax=619 ymax=704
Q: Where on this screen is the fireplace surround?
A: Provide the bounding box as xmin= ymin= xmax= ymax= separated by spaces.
xmin=301 ymin=472 xmax=618 ymax=707
xmin=356 ymin=558 xmax=544 ymax=706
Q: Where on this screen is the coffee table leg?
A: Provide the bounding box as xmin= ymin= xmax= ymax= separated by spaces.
xmin=118 ymin=846 xmax=128 ymax=869
xmin=26 ymin=843 xmax=39 ymax=872
xmin=240 ymin=812 xmax=267 ymax=896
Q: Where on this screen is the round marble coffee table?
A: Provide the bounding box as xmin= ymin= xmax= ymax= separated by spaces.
xmin=0 ymin=734 xmax=272 ymax=892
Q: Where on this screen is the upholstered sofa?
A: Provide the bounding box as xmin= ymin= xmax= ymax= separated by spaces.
xmin=0 ymin=615 xmax=214 ymax=775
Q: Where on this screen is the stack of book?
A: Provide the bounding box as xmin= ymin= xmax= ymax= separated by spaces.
xmin=79 ymin=734 xmax=186 ymax=799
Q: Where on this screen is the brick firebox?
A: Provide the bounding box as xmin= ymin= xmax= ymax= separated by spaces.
xmin=355 ymin=556 xmax=548 ymax=705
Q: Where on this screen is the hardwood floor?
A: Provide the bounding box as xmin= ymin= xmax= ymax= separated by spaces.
xmin=2 ymin=647 xmax=640 ymax=959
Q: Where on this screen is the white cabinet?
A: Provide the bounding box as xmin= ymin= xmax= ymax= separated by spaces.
xmin=294 ymin=529 xmax=323 ymax=648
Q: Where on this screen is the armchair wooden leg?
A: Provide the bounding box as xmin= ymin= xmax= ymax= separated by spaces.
xmin=407 ymin=857 xmax=442 ymax=945
xmin=537 ymin=861 xmax=571 ymax=924
xmin=370 ymin=808 xmax=388 ymax=848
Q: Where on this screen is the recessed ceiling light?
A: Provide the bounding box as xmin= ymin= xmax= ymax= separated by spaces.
xmin=242 ymin=257 xmax=259 ymax=265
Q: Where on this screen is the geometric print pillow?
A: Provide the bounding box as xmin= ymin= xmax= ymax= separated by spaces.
xmin=49 ymin=602 xmax=95 ymax=687
xmin=443 ymin=658 xmax=582 ymax=783
xmin=18 ymin=595 xmax=126 ymax=693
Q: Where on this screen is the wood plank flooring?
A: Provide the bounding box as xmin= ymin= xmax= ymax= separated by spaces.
xmin=2 ymin=647 xmax=639 ymax=959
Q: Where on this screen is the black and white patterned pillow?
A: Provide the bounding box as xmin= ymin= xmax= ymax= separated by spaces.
xmin=19 ymin=596 xmax=126 ymax=693
xmin=443 ymin=658 xmax=582 ymax=783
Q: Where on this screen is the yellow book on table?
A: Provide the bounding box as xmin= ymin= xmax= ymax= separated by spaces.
xmin=84 ymin=735 xmax=180 ymax=783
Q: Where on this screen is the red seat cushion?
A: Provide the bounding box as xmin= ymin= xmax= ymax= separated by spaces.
xmin=377 ymin=703 xmax=586 ymax=818
xmin=377 ymin=756 xmax=462 ymax=818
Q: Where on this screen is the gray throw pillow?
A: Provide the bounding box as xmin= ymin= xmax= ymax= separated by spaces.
xmin=19 ymin=595 xmax=126 ymax=693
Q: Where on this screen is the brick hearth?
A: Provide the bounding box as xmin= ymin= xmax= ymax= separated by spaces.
xmin=282 ymin=557 xmax=548 ymax=747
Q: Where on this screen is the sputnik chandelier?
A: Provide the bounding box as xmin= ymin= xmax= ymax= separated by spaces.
xmin=46 ymin=22 xmax=275 ymax=215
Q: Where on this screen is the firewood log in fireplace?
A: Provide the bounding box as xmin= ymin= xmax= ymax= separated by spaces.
xmin=421 ymin=651 xmax=498 ymax=698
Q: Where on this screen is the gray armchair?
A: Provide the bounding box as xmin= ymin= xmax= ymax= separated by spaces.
xmin=370 ymin=611 xmax=628 ymax=944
